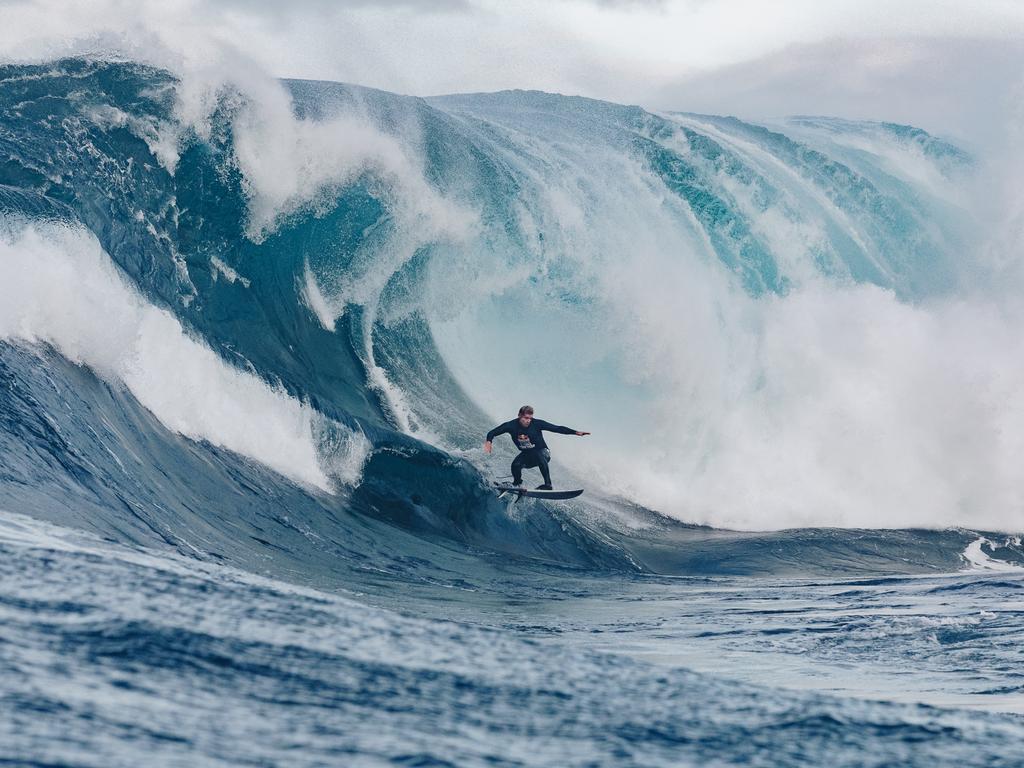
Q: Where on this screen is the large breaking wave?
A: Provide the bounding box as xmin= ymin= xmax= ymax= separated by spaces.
xmin=0 ymin=57 xmax=1022 ymax=587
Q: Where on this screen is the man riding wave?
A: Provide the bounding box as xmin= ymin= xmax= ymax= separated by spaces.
xmin=484 ymin=405 xmax=590 ymax=490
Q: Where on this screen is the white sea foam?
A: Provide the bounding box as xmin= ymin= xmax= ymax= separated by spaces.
xmin=0 ymin=221 xmax=369 ymax=491
xmin=210 ymin=255 xmax=250 ymax=287
xmin=84 ymin=103 xmax=182 ymax=173
xmin=962 ymin=538 xmax=1024 ymax=572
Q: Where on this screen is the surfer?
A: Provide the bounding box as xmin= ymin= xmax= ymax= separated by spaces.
xmin=483 ymin=405 xmax=590 ymax=490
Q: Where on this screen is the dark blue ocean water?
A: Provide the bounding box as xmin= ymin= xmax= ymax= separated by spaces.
xmin=2 ymin=511 xmax=1023 ymax=767
xmin=1 ymin=58 xmax=1023 ymax=766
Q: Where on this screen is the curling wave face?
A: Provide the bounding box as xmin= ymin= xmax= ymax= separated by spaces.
xmin=0 ymin=56 xmax=1021 ymax=584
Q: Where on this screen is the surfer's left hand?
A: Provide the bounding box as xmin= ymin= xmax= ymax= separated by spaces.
xmin=576 ymin=431 xmax=590 ymax=436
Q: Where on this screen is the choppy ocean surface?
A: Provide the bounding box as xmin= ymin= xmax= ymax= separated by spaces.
xmin=1 ymin=58 xmax=1023 ymax=765
xmin=3 ymin=511 xmax=1023 ymax=767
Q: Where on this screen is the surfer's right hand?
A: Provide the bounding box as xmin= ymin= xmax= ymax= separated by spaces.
xmin=483 ymin=441 xmax=492 ymax=454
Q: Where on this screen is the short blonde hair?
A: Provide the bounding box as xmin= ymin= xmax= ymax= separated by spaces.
xmin=518 ymin=405 xmax=534 ymax=417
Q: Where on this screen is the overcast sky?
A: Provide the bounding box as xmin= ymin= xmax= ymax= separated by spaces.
xmin=2 ymin=0 xmax=1023 ymax=141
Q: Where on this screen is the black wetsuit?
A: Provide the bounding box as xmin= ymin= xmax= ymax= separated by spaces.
xmin=486 ymin=418 xmax=577 ymax=486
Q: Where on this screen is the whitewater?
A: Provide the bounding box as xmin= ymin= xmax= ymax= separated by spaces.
xmin=1 ymin=57 xmax=1023 ymax=766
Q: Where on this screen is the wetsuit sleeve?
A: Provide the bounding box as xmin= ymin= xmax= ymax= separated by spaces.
xmin=485 ymin=421 xmax=512 ymax=442
xmin=534 ymin=419 xmax=576 ymax=435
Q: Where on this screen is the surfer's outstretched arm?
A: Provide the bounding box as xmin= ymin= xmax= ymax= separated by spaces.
xmin=483 ymin=420 xmax=513 ymax=453
xmin=535 ymin=419 xmax=590 ymax=437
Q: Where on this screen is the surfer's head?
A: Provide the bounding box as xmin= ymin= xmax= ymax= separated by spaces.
xmin=518 ymin=405 xmax=534 ymax=426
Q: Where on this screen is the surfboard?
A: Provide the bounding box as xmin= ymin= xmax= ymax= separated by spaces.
xmin=494 ymin=482 xmax=584 ymax=501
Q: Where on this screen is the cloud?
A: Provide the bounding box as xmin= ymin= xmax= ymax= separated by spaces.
xmin=650 ymin=37 xmax=1024 ymax=142
xmin=1 ymin=0 xmax=1022 ymax=144
xmin=211 ymin=0 xmax=472 ymax=13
